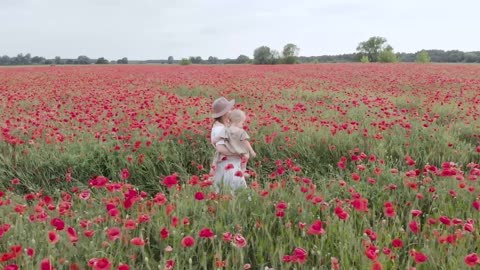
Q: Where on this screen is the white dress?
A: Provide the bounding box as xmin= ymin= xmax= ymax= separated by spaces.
xmin=211 ymin=124 xmax=247 ymax=193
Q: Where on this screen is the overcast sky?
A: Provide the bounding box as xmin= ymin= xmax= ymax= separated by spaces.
xmin=1 ymin=0 xmax=478 ymax=60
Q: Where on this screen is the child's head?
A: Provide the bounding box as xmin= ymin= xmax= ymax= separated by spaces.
xmin=228 ymin=109 xmax=246 ymax=125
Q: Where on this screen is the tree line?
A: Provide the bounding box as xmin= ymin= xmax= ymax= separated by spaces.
xmin=0 ymin=54 xmax=128 ymax=65
xmin=253 ymin=38 xmax=480 ymax=64
xmin=2 ymin=37 xmax=479 ymax=66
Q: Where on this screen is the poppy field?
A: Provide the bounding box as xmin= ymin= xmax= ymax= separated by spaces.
xmin=0 ymin=63 xmax=479 ymax=269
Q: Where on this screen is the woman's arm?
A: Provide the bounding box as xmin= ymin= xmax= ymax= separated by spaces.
xmin=216 ymin=144 xmax=238 ymax=156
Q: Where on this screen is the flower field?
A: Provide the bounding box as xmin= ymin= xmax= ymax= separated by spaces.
xmin=0 ymin=63 xmax=479 ymax=269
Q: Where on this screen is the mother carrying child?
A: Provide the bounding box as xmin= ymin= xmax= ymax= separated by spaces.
xmin=209 ymin=97 xmax=255 ymax=193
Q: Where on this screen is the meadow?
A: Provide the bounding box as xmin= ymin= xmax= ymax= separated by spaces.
xmin=0 ymin=63 xmax=479 ymax=269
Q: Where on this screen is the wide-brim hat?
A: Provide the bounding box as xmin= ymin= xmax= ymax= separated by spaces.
xmin=212 ymin=97 xmax=235 ymax=118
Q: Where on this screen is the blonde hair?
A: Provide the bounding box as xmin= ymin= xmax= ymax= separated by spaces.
xmin=228 ymin=109 xmax=246 ymax=123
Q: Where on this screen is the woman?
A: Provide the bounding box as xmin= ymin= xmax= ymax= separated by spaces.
xmin=210 ymin=97 xmax=247 ymax=193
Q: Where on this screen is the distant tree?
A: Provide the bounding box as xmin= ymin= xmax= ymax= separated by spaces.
xmin=167 ymin=56 xmax=174 ymax=64
xmin=116 ymin=57 xmax=128 ymax=64
xmin=180 ymin=58 xmax=191 ymax=65
xmin=12 ymin=53 xmax=28 ymax=65
xmin=0 ymin=55 xmax=11 ymax=65
xmin=253 ymin=46 xmax=273 ymax=65
xmin=44 ymin=59 xmax=53 ymax=65
xmin=378 ymin=46 xmax=398 ymax=63
xmin=65 ymin=59 xmax=74 ymax=65
xmin=360 ymin=56 xmax=370 ymax=63
xmin=356 ymin=36 xmax=388 ymax=62
xmin=31 ymin=56 xmax=45 ymax=64
xmin=24 ymin=53 xmax=32 ymax=65
xmin=415 ymin=50 xmax=431 ymax=63
xmin=397 ymin=52 xmax=416 ymax=62
xmin=282 ymin=43 xmax=300 ymax=64
xmin=271 ymin=50 xmax=281 ymax=64
xmin=425 ymin=50 xmax=445 ymax=62
xmin=464 ymin=52 xmax=480 ymax=63
xmin=95 ymin=57 xmax=109 ymax=64
xmin=207 ymin=56 xmax=218 ymax=64
xmin=76 ymin=55 xmax=90 ymax=64
xmin=54 ymin=56 xmax=63 ymax=65
xmin=189 ymin=56 xmax=203 ymax=64
xmin=236 ymin=54 xmax=250 ymax=64
xmin=445 ymin=50 xmax=464 ymax=62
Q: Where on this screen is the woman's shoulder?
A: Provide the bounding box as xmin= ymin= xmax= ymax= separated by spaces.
xmin=212 ymin=123 xmax=226 ymax=132
xmin=211 ymin=123 xmax=226 ymax=137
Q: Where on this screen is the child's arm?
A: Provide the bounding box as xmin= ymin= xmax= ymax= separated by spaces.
xmin=240 ymin=130 xmax=255 ymax=158
xmin=216 ymin=144 xmax=240 ymax=156
xmin=243 ymin=140 xmax=256 ymax=158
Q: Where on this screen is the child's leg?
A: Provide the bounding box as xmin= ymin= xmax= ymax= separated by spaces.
xmin=241 ymin=162 xmax=247 ymax=172
xmin=240 ymin=156 xmax=249 ymax=172
xmin=209 ymin=154 xmax=218 ymax=178
xmin=241 ymin=156 xmax=250 ymax=178
xmin=209 ymin=164 xmax=216 ymax=177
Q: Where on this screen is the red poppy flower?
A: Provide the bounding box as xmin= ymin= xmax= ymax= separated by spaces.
xmin=181 ymin=236 xmax=195 ymax=247
xmin=118 ymin=264 xmax=130 ymax=270
xmin=409 ymin=220 xmax=419 ymax=233
xmin=234 ymin=233 xmax=247 ymax=248
xmin=40 ymin=258 xmax=53 ymax=270
xmin=307 ymin=220 xmax=326 ymax=235
xmin=130 ymin=237 xmax=145 ymax=246
xmin=464 ymin=253 xmax=480 ymax=267
xmin=198 ymin=228 xmax=214 ymax=238
xmin=392 ymin=238 xmax=403 ymax=248
xmin=194 ymin=192 xmax=205 ymax=200
xmin=162 ymin=174 xmax=178 ymax=188
xmin=105 ymin=227 xmax=121 ymax=241
xmin=160 ymin=227 xmax=169 ymax=239
xmin=48 ymin=231 xmax=60 ymax=244
xmin=50 ymin=218 xmax=65 ymax=231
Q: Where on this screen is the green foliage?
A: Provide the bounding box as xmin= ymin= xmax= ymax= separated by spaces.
xmin=360 ymin=55 xmax=370 ymax=63
xmin=76 ymin=55 xmax=90 ymax=64
xmin=236 ymin=54 xmax=250 ymax=64
xmin=282 ymin=43 xmax=300 ymax=58
xmin=378 ymin=46 xmax=399 ymax=63
xmin=356 ymin=36 xmax=388 ymax=62
xmin=189 ymin=56 xmax=203 ymax=64
xmin=54 ymin=56 xmax=63 ymax=65
xmin=254 ymin=44 xmax=299 ymax=65
xmin=415 ymin=50 xmax=431 ymax=63
xmin=180 ymin=58 xmax=191 ymax=65
xmin=282 ymin=56 xmax=297 ymax=64
xmin=282 ymin=43 xmax=300 ymax=64
xmin=253 ymin=46 xmax=274 ymax=65
xmin=95 ymin=57 xmax=109 ymax=64
xmin=207 ymin=56 xmax=218 ymax=64
xmin=116 ymin=57 xmax=128 ymax=64
xmin=167 ymin=56 xmax=174 ymax=64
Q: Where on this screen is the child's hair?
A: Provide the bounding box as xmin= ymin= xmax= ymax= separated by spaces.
xmin=228 ymin=109 xmax=246 ymax=123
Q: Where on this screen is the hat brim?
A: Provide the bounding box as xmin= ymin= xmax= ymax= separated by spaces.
xmin=212 ymin=99 xmax=235 ymax=118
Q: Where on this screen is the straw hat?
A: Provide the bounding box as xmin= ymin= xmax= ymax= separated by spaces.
xmin=212 ymin=97 xmax=235 ymax=118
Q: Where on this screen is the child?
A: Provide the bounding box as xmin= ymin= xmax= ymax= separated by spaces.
xmin=212 ymin=109 xmax=256 ymax=177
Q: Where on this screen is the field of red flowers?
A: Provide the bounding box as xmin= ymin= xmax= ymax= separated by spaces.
xmin=0 ymin=64 xmax=479 ymax=269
